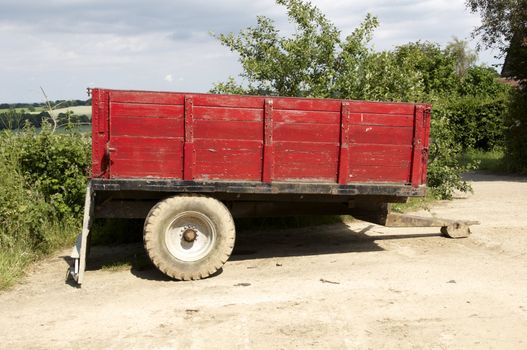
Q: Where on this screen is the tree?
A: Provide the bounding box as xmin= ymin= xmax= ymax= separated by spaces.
xmin=467 ymin=0 xmax=527 ymax=172
xmin=466 ymin=0 xmax=526 ymax=81
xmin=445 ymin=37 xmax=478 ymax=77
xmin=212 ymin=0 xmax=483 ymax=198
xmin=213 ymin=1 xmax=381 ymax=99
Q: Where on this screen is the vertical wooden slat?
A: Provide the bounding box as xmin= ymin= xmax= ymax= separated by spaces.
xmin=91 ymin=89 xmax=100 ymax=177
xmin=104 ymin=90 xmax=110 ymax=178
xmin=410 ymin=104 xmax=425 ymax=187
xmin=421 ymin=105 xmax=431 ymax=185
xmin=262 ymin=99 xmax=274 ymax=183
xmin=92 ymin=88 xmax=110 ymax=178
xmin=183 ymin=96 xmax=195 ymax=181
xmin=337 ymin=102 xmax=351 ymax=184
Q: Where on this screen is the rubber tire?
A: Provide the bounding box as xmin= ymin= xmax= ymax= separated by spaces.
xmin=144 ymin=195 xmax=235 ymax=280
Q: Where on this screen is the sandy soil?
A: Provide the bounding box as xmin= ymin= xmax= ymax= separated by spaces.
xmin=1 ymin=173 xmax=526 ymax=349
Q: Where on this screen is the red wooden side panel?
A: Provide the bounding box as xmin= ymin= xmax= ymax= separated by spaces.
xmin=93 ymin=89 xmax=429 ymax=187
xmin=345 ymin=101 xmax=416 ymax=184
xmin=192 ymin=97 xmax=264 ymax=181
xmin=106 ymin=91 xmax=184 ymax=179
xmin=272 ymin=107 xmax=340 ymax=182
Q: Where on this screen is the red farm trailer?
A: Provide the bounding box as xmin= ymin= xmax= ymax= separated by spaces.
xmin=69 ymin=88 xmax=476 ymax=284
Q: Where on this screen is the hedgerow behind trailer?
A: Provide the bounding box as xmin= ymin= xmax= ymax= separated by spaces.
xmin=69 ymin=88 xmax=475 ymax=284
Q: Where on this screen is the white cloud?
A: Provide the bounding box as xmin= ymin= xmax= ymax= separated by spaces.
xmin=0 ymin=0 xmax=501 ymax=102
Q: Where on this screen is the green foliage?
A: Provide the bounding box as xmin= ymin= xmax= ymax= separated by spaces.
xmin=427 ymin=116 xmax=475 ymax=199
xmin=457 ymin=66 xmax=510 ymax=96
xmin=434 ymin=94 xmax=510 ymax=150
xmin=466 ymin=0 xmax=526 ymax=51
xmin=0 ymin=126 xmax=90 ymax=290
xmin=212 ymin=0 xmax=512 ymax=198
xmin=394 ymin=41 xmax=458 ymax=97
xmin=504 ymin=87 xmax=527 ymax=173
xmin=17 ymin=124 xmax=91 ymax=218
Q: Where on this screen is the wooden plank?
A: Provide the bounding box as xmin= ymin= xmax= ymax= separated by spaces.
xmin=348 ymin=165 xmax=410 ymax=183
xmin=349 ymin=113 xmax=414 ymax=127
xmin=349 ymin=125 xmax=413 ymax=145
xmin=274 ymin=141 xmax=338 ymax=182
xmin=194 ymin=138 xmax=263 ymax=180
xmin=110 ymin=159 xmax=183 ymax=178
xmin=110 ymin=116 xmax=184 ymax=138
xmin=273 ymin=98 xmax=342 ymax=112
xmin=193 ymin=94 xmax=264 ymax=109
xmin=195 ymin=142 xmax=262 ymax=166
xmin=338 ymin=102 xmax=350 ymax=184
xmin=349 ymin=144 xmax=412 ymax=167
xmin=193 ymin=106 xmax=263 ymax=122
xmin=274 ymin=142 xmax=339 ymax=165
xmin=262 ymin=99 xmax=274 ymax=183
xmin=183 ymin=96 xmax=195 ymax=181
xmin=348 ymin=101 xmax=415 ymax=115
xmin=273 ymin=122 xmax=340 ymax=143
xmin=194 ymin=120 xmax=263 ymax=140
xmin=273 ymin=109 xmax=340 ymax=124
xmin=110 ymin=102 xmax=184 ymax=119
xmin=410 ymin=105 xmax=425 ymax=187
xmin=109 ymin=90 xmax=184 ymax=105
xmin=110 ymin=136 xmax=183 ymax=161
xmin=273 ymin=165 xmax=337 ymax=181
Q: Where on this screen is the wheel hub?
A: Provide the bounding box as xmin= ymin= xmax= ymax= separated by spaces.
xmin=164 ymin=211 xmax=217 ymax=262
xmin=182 ymin=228 xmax=197 ymax=242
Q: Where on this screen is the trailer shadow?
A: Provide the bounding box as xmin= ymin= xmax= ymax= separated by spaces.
xmin=79 ymin=221 xmax=442 ymax=282
xmin=230 ymin=222 xmax=441 ymax=261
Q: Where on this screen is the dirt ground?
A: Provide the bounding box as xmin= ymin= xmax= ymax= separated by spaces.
xmin=1 ymin=172 xmax=526 ymax=349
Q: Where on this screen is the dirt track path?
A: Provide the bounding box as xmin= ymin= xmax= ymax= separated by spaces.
xmin=1 ymin=173 xmax=526 ymax=349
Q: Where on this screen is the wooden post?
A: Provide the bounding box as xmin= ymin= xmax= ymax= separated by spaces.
xmin=183 ymin=96 xmax=195 ymax=181
xmin=338 ymin=102 xmax=351 ymax=184
xmin=262 ymin=99 xmax=274 ymax=183
xmin=410 ymin=104 xmax=425 ymax=187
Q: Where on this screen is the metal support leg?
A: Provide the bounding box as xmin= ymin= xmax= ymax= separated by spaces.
xmin=69 ymin=182 xmax=94 ymax=285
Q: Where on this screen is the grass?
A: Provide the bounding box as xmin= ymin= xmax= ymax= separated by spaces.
xmin=100 ymin=253 xmax=151 ymax=272
xmin=463 ymin=148 xmax=506 ymax=173
xmin=391 ymin=192 xmax=437 ymax=214
xmin=0 ymin=222 xmax=78 ymax=291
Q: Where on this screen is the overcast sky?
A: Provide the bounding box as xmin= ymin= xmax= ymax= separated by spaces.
xmin=0 ymin=0 xmax=500 ymax=103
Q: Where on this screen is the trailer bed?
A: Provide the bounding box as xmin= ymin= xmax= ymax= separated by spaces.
xmin=91 ymin=89 xmax=431 ymax=190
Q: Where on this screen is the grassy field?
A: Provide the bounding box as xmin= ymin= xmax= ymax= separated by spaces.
xmin=464 ymin=148 xmax=506 ymax=173
xmin=0 ymin=105 xmax=91 ymax=117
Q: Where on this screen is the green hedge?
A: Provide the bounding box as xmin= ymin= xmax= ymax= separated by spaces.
xmin=505 ymin=88 xmax=527 ymax=173
xmin=0 ymin=125 xmax=90 ymax=289
xmin=433 ymin=94 xmax=510 ymax=151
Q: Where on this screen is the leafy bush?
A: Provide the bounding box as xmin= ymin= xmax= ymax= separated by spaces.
xmin=0 ymin=125 xmax=90 ymax=289
xmin=504 ymin=87 xmax=527 ymax=173
xmin=427 ymin=115 xmax=475 ymax=199
xmin=434 ymin=94 xmax=509 ymax=151
xmin=17 ymin=124 xmax=91 ymax=218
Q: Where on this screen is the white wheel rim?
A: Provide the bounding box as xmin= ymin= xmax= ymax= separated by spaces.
xmin=164 ymin=211 xmax=217 ymax=262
